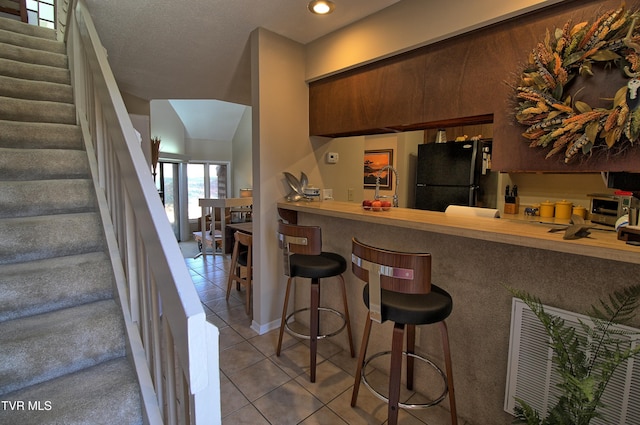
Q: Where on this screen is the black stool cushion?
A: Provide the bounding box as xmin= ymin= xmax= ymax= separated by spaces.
xmin=363 ymin=284 xmax=452 ymax=325
xmin=289 ymin=252 xmax=347 ymax=279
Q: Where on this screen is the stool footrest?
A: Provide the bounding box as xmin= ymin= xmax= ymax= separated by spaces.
xmin=361 ymin=350 xmax=448 ymax=409
xmin=284 ymin=307 xmax=348 ymax=340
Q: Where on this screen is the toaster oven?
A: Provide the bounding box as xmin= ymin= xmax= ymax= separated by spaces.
xmin=588 ymin=193 xmax=636 ymax=226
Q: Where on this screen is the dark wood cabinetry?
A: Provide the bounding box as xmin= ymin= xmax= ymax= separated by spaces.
xmin=308 ymin=0 xmax=640 ymax=173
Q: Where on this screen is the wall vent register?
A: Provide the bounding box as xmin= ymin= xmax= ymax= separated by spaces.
xmin=504 ymin=298 xmax=640 ymax=424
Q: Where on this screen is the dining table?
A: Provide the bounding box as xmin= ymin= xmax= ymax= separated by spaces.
xmin=198 ymin=197 xmax=252 ymax=257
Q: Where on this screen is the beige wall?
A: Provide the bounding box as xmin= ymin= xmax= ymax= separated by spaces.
xmin=185 ymin=137 xmax=232 ymax=161
xmin=150 ymin=100 xmax=185 ymax=155
xmin=232 ymin=107 xmax=253 ymax=197
xmin=305 ymin=0 xmax=565 ymax=81
xmin=251 ymin=28 xmax=315 ymax=332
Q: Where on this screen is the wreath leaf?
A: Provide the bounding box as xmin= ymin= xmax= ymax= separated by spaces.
xmin=591 ymin=50 xmax=621 ymax=61
xmin=514 ymin=4 xmax=640 ymax=163
xmin=575 ymin=100 xmax=592 ymax=113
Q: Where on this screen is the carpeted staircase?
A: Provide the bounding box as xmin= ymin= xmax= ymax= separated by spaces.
xmin=0 ymin=16 xmax=143 ymax=424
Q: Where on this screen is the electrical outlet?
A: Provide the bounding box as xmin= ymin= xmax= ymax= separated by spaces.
xmin=348 ymin=188 xmax=353 ymax=201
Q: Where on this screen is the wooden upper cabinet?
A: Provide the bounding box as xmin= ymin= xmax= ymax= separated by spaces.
xmin=309 ymin=51 xmax=427 ymax=137
xmin=308 ymin=0 xmax=640 ymax=173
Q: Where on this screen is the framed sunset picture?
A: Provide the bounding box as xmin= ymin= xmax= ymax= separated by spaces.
xmin=363 ymin=149 xmax=393 ymax=189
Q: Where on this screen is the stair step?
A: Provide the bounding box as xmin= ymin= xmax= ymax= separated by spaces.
xmin=0 ymin=96 xmax=75 ymax=124
xmin=0 ymin=147 xmax=89 ymax=180
xmin=0 ymin=27 xmax=66 ymax=54
xmin=0 ymin=74 xmax=73 ymax=103
xmin=0 ymin=357 xmax=142 ymax=425
xmin=0 ymin=179 xmax=96 ymax=218
xmin=0 ymin=212 xmax=104 ymax=265
xmin=0 ymin=16 xmax=57 ymax=40
xmin=0 ymin=40 xmax=67 ymax=68
xmin=0 ymin=57 xmax=70 ymax=84
xmin=0 ymin=252 xmax=113 ymax=323
xmin=0 ymin=299 xmax=126 ymax=395
xmin=0 ymin=120 xmax=82 ymax=149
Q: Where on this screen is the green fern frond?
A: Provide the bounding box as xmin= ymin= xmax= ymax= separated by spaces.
xmin=590 ymin=284 xmax=640 ymax=325
xmin=504 ymin=283 xmax=640 ymax=425
xmin=513 ymin=398 xmax=542 ymax=425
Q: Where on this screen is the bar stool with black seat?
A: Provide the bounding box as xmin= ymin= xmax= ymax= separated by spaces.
xmin=350 ymin=238 xmax=457 ymax=425
xmin=226 ymin=231 xmax=252 ymax=318
xmin=276 ymin=221 xmax=355 ymax=382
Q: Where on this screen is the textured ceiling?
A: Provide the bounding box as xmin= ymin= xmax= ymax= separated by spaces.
xmin=85 ymin=0 xmax=401 ymax=105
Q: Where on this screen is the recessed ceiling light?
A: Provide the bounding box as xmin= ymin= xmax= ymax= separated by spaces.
xmin=308 ymin=0 xmax=335 ymax=15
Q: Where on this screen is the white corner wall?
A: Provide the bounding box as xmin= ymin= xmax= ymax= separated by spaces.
xmin=150 ymin=100 xmax=186 ymax=154
xmin=251 ymin=28 xmax=314 ymax=331
xmin=232 ymin=107 xmax=253 ymax=197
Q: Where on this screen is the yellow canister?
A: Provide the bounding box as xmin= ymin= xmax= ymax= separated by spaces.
xmin=572 ymin=205 xmax=587 ymax=219
xmin=539 ymin=200 xmax=555 ymax=218
xmin=555 ymin=200 xmax=573 ymax=219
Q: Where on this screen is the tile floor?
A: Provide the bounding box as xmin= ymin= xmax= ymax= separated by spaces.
xmin=182 ymin=243 xmax=465 ymax=425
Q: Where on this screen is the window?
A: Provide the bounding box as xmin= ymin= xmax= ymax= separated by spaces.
xmin=187 ymin=163 xmax=228 ymax=220
xmin=26 ymin=0 xmax=55 ymax=29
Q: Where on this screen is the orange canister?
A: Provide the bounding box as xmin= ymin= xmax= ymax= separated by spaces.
xmin=539 ymin=200 xmax=555 ymax=218
xmin=555 ymin=200 xmax=573 ymax=219
xmin=572 ymin=205 xmax=587 ymax=219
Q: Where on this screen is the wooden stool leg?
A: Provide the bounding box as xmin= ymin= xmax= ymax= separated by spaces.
xmin=406 ymin=324 xmax=416 ymax=391
xmin=440 ymin=321 xmax=458 ymax=425
xmin=226 ymin=240 xmax=240 ymax=300
xmin=388 ymin=322 xmax=405 ymax=425
xmin=338 ymin=274 xmax=355 ymax=357
xmin=351 ymin=313 xmax=373 ymax=407
xmin=276 ymin=277 xmax=294 ymax=356
xmin=309 ymin=278 xmax=320 ymax=383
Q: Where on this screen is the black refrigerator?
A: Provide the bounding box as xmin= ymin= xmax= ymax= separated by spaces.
xmin=415 ymin=140 xmax=492 ymax=212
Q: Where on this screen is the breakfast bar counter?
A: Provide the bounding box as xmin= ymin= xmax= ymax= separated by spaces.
xmin=277 ymin=200 xmax=640 ymax=264
xmin=276 ymin=200 xmax=640 ymax=424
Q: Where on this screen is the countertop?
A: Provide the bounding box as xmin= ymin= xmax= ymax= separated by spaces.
xmin=277 ymin=200 xmax=640 ymax=265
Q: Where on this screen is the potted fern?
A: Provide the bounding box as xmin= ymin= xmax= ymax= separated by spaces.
xmin=507 ymin=284 xmax=640 ymax=425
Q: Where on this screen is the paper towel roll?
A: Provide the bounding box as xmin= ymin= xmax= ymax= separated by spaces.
xmin=444 ymin=205 xmax=501 ymax=218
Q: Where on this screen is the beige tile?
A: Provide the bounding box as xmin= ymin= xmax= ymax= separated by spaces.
xmin=253 ymin=380 xmax=324 ymax=425
xmin=205 ymin=295 xmax=243 ymax=313
xmin=327 ymin=348 xmax=359 ymax=376
xmin=206 ymin=311 xmax=228 ymax=329
xmin=404 ymin=392 xmax=459 ymax=425
xmin=248 ymin=328 xmax=297 ymax=357
xmin=359 ymin=368 xmax=416 ymax=405
xmin=219 ymin=373 xmax=250 ymax=418
xmin=217 ymin=302 xmax=252 ymax=324
xmin=222 ymin=403 xmax=270 ymax=425
xmin=295 ymin=360 xmax=354 ymax=404
xmin=299 ymin=406 xmax=349 ymax=425
xmin=314 ymin=337 xmax=348 ymax=360
xmin=327 ymin=386 xmax=387 ymax=425
xmin=269 ymin=341 xmax=326 ymax=380
xmin=219 ymin=325 xmax=246 ymax=350
xmin=228 ymin=319 xmax=259 ymax=340
xmin=220 ymin=341 xmax=265 ymax=376
xmin=228 ymin=358 xmax=292 ymax=402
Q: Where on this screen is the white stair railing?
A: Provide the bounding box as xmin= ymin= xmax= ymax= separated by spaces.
xmin=61 ymin=1 xmax=221 ymax=424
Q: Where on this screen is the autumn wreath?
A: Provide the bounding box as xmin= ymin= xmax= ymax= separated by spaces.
xmin=514 ymin=4 xmax=640 ymax=163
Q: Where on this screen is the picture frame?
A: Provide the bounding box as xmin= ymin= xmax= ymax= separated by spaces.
xmin=363 ymin=149 xmax=393 ymax=189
